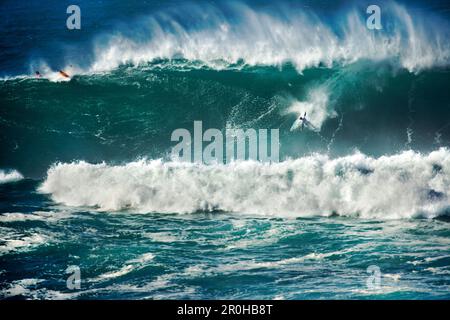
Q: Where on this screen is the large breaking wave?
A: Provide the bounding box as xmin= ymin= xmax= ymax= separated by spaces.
xmin=22 ymin=1 xmax=450 ymax=78
xmin=38 ymin=148 xmax=450 ymax=219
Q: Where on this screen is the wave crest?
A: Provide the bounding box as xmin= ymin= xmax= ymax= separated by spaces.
xmin=38 ymin=149 xmax=450 ymax=219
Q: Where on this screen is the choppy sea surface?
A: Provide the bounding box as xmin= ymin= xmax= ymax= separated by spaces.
xmin=1 ymin=179 xmax=450 ymax=299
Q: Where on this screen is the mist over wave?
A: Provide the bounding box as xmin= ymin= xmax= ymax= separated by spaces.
xmin=38 ymin=148 xmax=450 ymax=219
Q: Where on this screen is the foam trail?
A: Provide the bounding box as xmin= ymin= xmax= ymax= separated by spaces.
xmin=0 ymin=169 xmax=24 ymax=184
xmin=38 ymin=149 xmax=450 ymax=219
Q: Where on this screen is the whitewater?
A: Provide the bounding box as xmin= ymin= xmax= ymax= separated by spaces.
xmin=39 ymin=149 xmax=450 ymax=219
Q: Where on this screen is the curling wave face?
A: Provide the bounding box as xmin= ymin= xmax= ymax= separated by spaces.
xmin=38 ymin=148 xmax=450 ymax=219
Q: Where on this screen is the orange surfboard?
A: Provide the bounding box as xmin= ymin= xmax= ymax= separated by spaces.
xmin=59 ymin=70 xmax=70 ymax=78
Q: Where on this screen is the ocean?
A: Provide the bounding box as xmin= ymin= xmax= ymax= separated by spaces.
xmin=1 ymin=0 xmax=450 ymax=299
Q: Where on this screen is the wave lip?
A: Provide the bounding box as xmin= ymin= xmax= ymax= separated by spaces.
xmin=38 ymin=148 xmax=450 ymax=219
xmin=0 ymin=169 xmax=24 ymax=184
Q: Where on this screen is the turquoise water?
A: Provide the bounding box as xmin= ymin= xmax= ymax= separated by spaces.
xmin=1 ymin=0 xmax=450 ymax=299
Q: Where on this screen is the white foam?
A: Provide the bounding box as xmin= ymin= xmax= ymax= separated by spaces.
xmin=0 ymin=213 xmax=45 ymax=223
xmin=1 ymin=2 xmax=448 ymax=82
xmin=127 ymin=253 xmax=155 ymax=264
xmin=0 ymin=169 xmax=23 ymax=184
xmin=38 ymin=148 xmax=450 ymax=219
xmin=222 ymin=224 xmax=295 ymax=251
xmin=143 ymin=232 xmax=179 ymax=243
xmin=425 ymin=267 xmax=450 ymax=275
xmin=288 ymin=87 xmax=335 ymax=131
xmin=94 ymin=252 xmax=155 ymax=281
xmin=97 ymin=265 xmax=136 ymax=280
xmin=0 ymin=278 xmax=83 ymax=300
xmin=0 ymin=279 xmax=44 ymax=299
xmin=184 ymin=246 xmax=361 ymax=277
